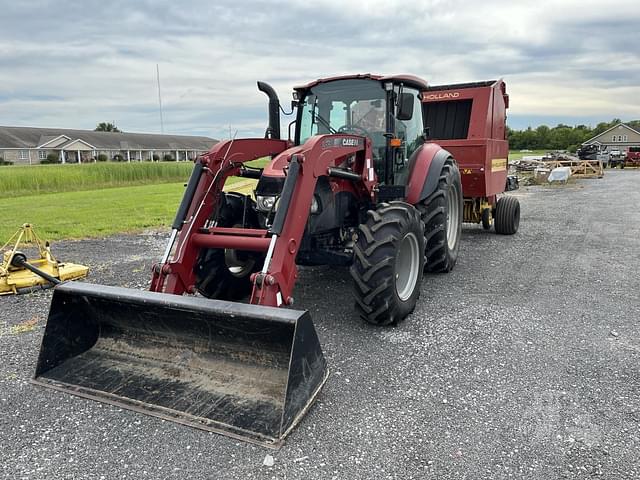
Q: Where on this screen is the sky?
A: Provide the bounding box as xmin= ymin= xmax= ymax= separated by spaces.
xmin=0 ymin=0 xmax=639 ymax=140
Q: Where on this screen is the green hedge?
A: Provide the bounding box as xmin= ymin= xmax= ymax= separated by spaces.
xmin=40 ymin=153 xmax=60 ymax=164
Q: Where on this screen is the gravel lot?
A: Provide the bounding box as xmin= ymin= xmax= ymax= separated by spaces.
xmin=1 ymin=170 xmax=639 ymax=479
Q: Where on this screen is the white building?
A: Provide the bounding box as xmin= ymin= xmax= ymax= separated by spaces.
xmin=0 ymin=126 xmax=217 ymax=165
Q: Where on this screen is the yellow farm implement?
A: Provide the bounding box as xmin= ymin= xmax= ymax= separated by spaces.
xmin=0 ymin=224 xmax=88 ymax=295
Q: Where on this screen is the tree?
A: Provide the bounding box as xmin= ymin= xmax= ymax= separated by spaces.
xmin=95 ymin=122 xmax=121 ymax=132
xmin=626 ymin=120 xmax=640 ymax=131
xmin=508 ymin=119 xmax=640 ymax=151
xmin=535 ymin=125 xmax=550 ymax=149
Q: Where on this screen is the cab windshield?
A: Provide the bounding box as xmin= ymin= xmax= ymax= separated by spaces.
xmin=298 ymin=79 xmax=387 ymax=159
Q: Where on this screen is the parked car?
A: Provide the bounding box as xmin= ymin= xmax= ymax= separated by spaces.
xmin=609 ymin=150 xmax=625 ymax=168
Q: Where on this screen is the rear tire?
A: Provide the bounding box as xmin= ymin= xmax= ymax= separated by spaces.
xmin=195 ymin=193 xmax=263 ymax=300
xmin=417 ymin=157 xmax=463 ymax=272
xmin=494 ymin=196 xmax=520 ymax=235
xmin=350 ymin=202 xmax=425 ymax=326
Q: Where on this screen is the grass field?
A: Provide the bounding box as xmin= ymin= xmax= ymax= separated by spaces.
xmin=0 ymin=183 xmax=187 ymax=241
xmin=0 ymin=162 xmax=195 ymax=197
xmin=0 ymin=162 xmax=263 ymax=242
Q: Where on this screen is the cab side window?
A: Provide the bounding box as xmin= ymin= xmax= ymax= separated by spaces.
xmin=396 ymin=89 xmax=424 ymax=162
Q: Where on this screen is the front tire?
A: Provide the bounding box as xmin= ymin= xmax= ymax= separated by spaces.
xmin=350 ymin=202 xmax=425 ymax=326
xmin=417 ymin=157 xmax=463 ymax=273
xmin=194 ymin=193 xmax=263 ymax=300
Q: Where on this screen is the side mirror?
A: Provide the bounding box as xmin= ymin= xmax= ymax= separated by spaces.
xmin=397 ymin=92 xmax=414 ymax=121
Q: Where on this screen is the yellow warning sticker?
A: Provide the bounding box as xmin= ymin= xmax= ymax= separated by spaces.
xmin=491 ymin=158 xmax=507 ymax=172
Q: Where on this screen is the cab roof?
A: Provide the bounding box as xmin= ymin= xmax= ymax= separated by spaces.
xmin=294 ymin=73 xmax=429 ymax=92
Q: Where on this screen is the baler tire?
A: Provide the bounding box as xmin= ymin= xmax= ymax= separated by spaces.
xmin=417 ymin=157 xmax=463 ymax=273
xmin=350 ymin=201 xmax=425 ymax=326
xmin=494 ymin=196 xmax=520 ymax=235
xmin=481 ymin=208 xmax=492 ymax=231
xmin=195 ymin=193 xmax=263 ymax=300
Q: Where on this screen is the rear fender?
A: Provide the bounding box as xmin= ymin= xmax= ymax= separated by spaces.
xmin=405 ymin=143 xmax=452 ymax=204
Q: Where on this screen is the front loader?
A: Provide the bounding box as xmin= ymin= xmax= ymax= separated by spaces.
xmin=33 ymin=74 xmax=517 ymax=447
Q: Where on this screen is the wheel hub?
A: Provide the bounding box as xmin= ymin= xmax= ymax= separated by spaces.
xmin=395 ymin=232 xmax=420 ymax=301
xmin=446 ymin=183 xmax=461 ymax=250
xmin=224 ymin=249 xmax=255 ymax=278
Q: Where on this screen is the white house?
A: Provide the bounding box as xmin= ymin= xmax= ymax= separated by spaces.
xmin=0 ymin=126 xmax=218 ymax=165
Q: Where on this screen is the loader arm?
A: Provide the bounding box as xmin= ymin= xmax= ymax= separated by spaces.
xmin=152 ymin=134 xmax=373 ymax=306
xmin=150 ymin=138 xmax=289 ymax=294
xmin=250 ymin=134 xmax=374 ymax=307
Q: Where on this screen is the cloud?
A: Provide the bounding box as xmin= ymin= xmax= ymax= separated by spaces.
xmin=0 ymin=0 xmax=638 ymax=137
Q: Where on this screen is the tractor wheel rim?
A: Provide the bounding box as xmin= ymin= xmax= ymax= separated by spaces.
xmin=224 ymin=249 xmax=254 ymax=278
xmin=446 ymin=183 xmax=460 ymax=250
xmin=395 ymin=232 xmax=420 ymax=301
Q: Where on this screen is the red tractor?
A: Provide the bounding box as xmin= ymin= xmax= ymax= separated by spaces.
xmin=33 ymin=74 xmax=519 ymax=447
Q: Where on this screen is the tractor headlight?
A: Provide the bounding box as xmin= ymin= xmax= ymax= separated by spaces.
xmin=256 ymin=195 xmax=277 ymax=212
xmin=310 ymin=195 xmax=320 ymax=214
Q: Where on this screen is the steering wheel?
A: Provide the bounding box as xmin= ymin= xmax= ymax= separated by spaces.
xmin=338 ymin=124 xmax=372 ymax=138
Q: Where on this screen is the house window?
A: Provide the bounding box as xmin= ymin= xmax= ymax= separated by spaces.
xmin=618 ymin=135 xmax=623 ymax=142
xmin=623 ymin=135 xmax=628 ymax=142
xmin=19 ymin=150 xmax=29 ymax=160
xmin=612 ymin=135 xmax=616 ymax=142
xmin=38 ymin=150 xmax=47 ymax=160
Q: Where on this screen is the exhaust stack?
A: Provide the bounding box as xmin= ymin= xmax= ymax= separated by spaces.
xmin=257 ymin=81 xmax=281 ymax=140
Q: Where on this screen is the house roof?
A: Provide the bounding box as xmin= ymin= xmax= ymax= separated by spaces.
xmin=58 ymin=138 xmax=97 ymax=150
xmin=583 ymin=123 xmax=640 ymax=145
xmin=0 ymin=126 xmax=218 ymax=150
xmin=38 ymin=134 xmax=71 ymax=147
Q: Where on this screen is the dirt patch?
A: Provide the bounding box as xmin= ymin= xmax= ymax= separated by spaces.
xmin=0 ymin=316 xmax=41 ymax=336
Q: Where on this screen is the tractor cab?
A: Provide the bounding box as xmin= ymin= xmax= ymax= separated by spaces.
xmin=292 ymin=75 xmax=428 ymax=185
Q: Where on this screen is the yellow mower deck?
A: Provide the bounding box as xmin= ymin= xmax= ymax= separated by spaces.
xmin=0 ymin=224 xmax=89 ymax=295
xmin=0 ymin=259 xmax=88 ymax=295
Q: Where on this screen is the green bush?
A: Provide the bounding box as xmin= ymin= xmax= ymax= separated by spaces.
xmin=152 ymin=154 xmax=160 ymax=161
xmin=162 ymin=154 xmax=174 ymax=162
xmin=113 ymin=154 xmax=125 ymax=162
xmin=40 ymin=153 xmax=60 ymax=164
xmin=97 ymin=154 xmax=108 ymax=162
xmin=0 ymin=158 xmax=13 ymax=166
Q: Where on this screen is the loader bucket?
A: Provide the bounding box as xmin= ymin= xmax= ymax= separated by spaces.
xmin=32 ymin=282 xmax=328 ymax=447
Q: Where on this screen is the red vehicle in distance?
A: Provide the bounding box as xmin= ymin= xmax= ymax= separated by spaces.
xmin=624 ymin=146 xmax=640 ymax=168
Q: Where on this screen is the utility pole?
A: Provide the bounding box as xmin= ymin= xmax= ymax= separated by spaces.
xmin=157 ymin=64 xmax=165 ymax=134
